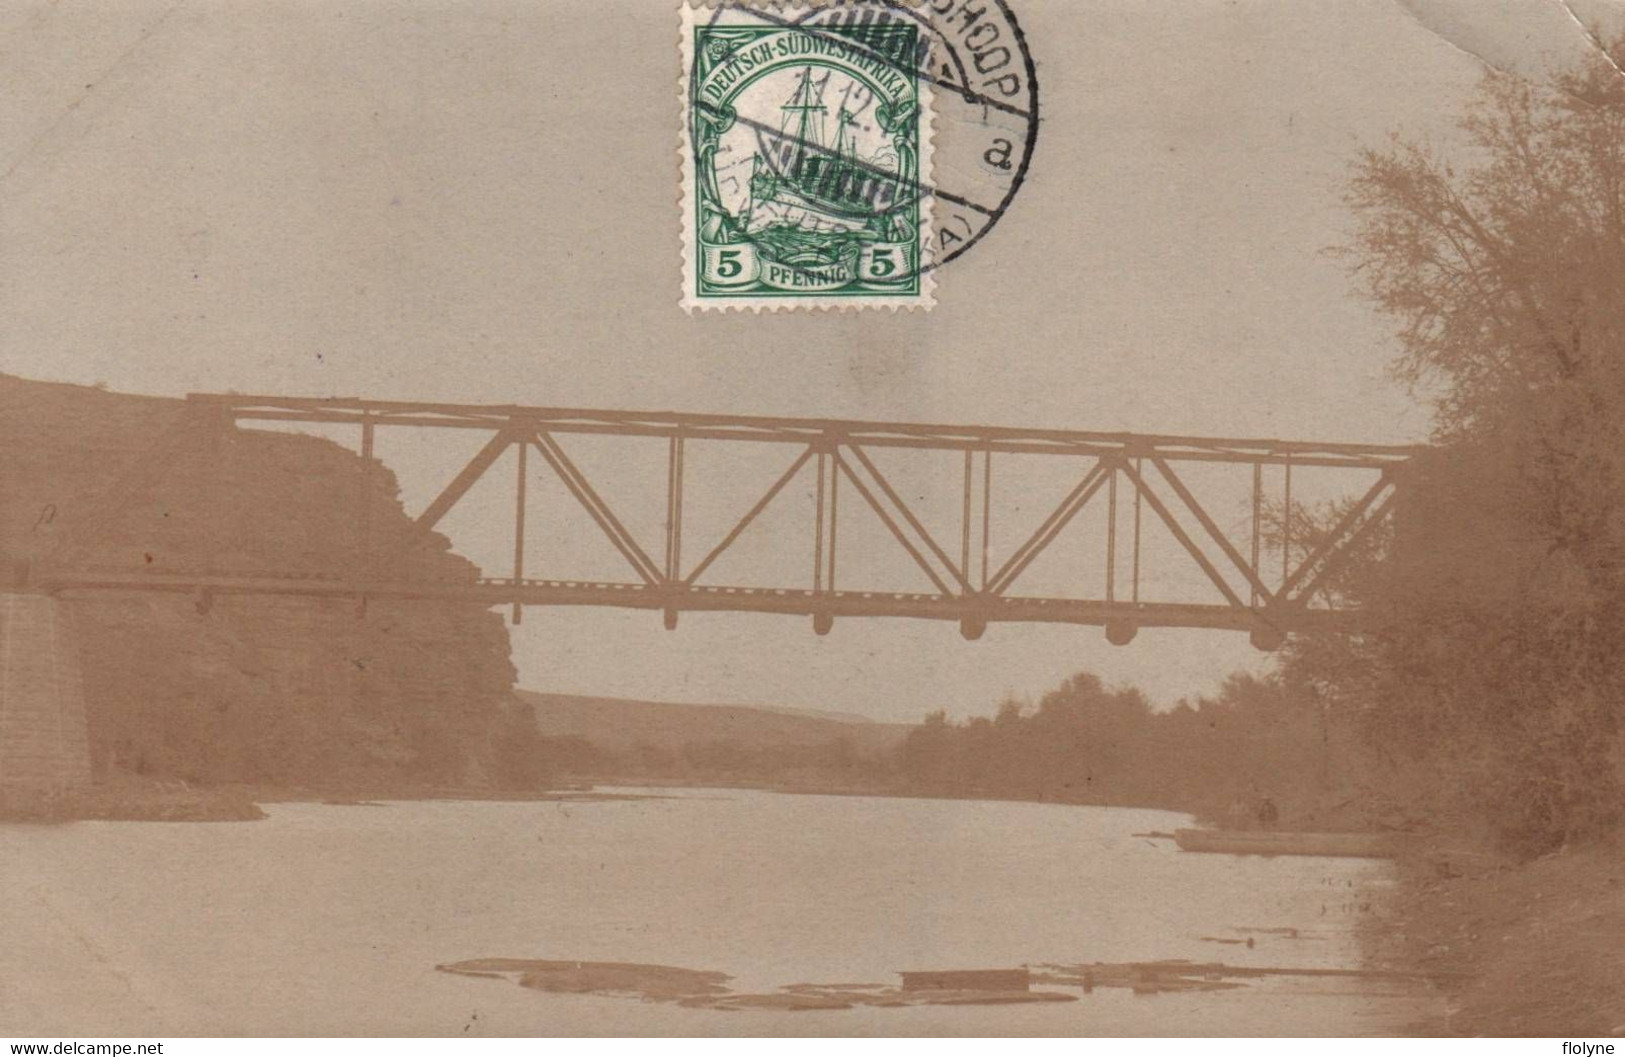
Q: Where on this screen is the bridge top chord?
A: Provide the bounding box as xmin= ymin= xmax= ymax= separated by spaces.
xmin=188 ymin=393 xmax=1421 ymax=470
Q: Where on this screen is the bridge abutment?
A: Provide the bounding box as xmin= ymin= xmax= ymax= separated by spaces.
xmin=0 ymin=593 xmax=93 ymax=791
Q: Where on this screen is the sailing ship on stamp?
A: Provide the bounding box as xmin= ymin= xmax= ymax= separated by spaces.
xmin=749 ymin=67 xmax=896 ymax=226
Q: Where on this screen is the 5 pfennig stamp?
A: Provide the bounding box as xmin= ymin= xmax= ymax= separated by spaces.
xmin=681 ymin=5 xmax=934 ymax=309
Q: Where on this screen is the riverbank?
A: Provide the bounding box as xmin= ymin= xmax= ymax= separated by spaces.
xmin=0 ymin=774 xmax=690 ymax=824
xmin=4 ymin=769 xmax=1390 ymax=832
xmin=1363 ymin=838 xmax=1625 ymax=1035
xmin=0 ymin=775 xmax=266 ymax=823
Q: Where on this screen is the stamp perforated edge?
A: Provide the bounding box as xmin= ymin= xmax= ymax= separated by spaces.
xmin=678 ymin=2 xmax=936 ymax=313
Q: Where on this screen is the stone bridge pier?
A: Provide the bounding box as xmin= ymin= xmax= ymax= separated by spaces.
xmin=0 ymin=592 xmax=93 ymax=791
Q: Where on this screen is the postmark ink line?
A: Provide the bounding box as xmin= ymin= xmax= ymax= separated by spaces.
xmin=710 ymin=3 xmax=1036 ymax=123
xmin=728 ymin=3 xmax=1035 ymax=122
xmin=708 ymin=104 xmax=1003 ymax=219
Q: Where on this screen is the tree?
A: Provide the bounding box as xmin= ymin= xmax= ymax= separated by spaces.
xmin=1313 ymin=40 xmax=1625 ymax=853
xmin=899 ymin=709 xmax=956 ymax=791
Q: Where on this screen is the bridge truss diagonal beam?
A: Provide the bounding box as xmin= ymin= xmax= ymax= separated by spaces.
xmin=830 ymin=448 xmax=955 ymax=598
xmin=1149 ymin=455 xmax=1279 ymax=607
xmin=1115 ymin=457 xmax=1253 ymax=613
xmin=683 ymin=445 xmax=815 ymax=588
xmin=843 ymin=444 xmax=974 ymax=596
xmin=1280 ymin=475 xmax=1399 ymax=608
xmin=414 ymin=429 xmax=516 ymax=532
xmin=528 ymin=431 xmax=664 ymax=587
xmin=987 ymin=458 xmax=1111 ymax=597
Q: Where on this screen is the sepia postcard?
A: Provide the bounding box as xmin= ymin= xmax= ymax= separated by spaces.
xmin=3 ymin=0 xmax=1624 ymax=1043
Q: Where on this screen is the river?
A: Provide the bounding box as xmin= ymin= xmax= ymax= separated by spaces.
xmin=1 ymin=788 xmax=1439 ymax=1036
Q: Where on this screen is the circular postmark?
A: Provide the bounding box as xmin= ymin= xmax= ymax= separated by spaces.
xmin=688 ymin=0 xmax=1039 ymax=299
xmin=796 ymin=1 xmax=1040 ymax=273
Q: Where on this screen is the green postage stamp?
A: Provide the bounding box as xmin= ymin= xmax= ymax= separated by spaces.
xmin=680 ymin=5 xmax=934 ymax=310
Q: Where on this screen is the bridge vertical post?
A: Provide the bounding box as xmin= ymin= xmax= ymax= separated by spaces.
xmin=960 ymin=446 xmax=991 ymax=598
xmin=1281 ymin=456 xmax=1293 ymax=592
xmin=810 ymin=438 xmax=840 ymax=635
xmin=981 ymin=445 xmax=992 ymax=592
xmin=957 ymin=447 xmax=991 ymax=639
xmin=811 ymin=439 xmax=841 ymax=596
xmin=960 ymin=449 xmax=973 ymax=592
xmin=663 ymin=432 xmax=684 ymax=630
xmin=1251 ymin=460 xmax=1263 ymax=609
xmin=1131 ymin=456 xmax=1142 ymax=604
xmin=511 ymin=435 xmax=527 ymax=625
xmin=1106 ymin=455 xmax=1118 ymax=603
xmin=813 ymin=449 xmax=826 ymax=594
xmin=665 ymin=432 xmax=684 ymax=581
xmin=826 ymin=446 xmax=839 ymax=594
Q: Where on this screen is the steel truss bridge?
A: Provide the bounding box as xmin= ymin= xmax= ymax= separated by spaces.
xmin=28 ymin=394 xmax=1418 ymax=650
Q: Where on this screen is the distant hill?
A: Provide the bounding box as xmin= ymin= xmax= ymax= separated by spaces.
xmin=515 ymin=691 xmax=910 ymax=757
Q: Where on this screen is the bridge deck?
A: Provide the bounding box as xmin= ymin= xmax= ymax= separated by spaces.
xmin=35 ymin=571 xmax=1357 ymax=634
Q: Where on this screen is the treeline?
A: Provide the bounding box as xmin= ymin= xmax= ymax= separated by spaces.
xmin=533 ymin=670 xmax=1366 ymax=827
xmin=893 ymin=671 xmax=1363 ymax=826
xmin=532 ymin=731 xmax=897 ymax=793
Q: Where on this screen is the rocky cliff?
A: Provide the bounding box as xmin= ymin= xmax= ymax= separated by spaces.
xmin=1 ymin=375 xmax=528 ymax=792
